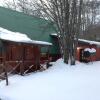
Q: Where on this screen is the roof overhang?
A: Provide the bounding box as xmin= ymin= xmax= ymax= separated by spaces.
xmin=0 ymin=38 xmax=52 ymax=47
xmin=78 ymin=39 xmax=100 ymax=46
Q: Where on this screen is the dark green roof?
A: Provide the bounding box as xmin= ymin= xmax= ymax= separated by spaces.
xmin=0 ymin=6 xmax=59 ymax=54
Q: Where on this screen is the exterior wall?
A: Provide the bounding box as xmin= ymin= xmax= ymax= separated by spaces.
xmin=0 ymin=41 xmax=41 ymax=73
xmin=96 ymin=47 xmax=100 ymax=61
xmin=5 ymin=43 xmax=40 ymax=61
xmin=77 ymin=43 xmax=100 ymax=62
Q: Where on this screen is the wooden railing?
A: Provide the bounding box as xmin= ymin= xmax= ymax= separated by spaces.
xmin=0 ymin=58 xmax=51 ymax=85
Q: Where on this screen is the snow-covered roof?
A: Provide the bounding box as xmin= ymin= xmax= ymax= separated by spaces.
xmin=50 ymin=33 xmax=58 ymax=36
xmin=79 ymin=39 xmax=100 ymax=46
xmin=50 ymin=33 xmax=100 ymax=46
xmin=50 ymin=33 xmax=61 ymax=38
xmin=0 ymin=27 xmax=52 ymax=46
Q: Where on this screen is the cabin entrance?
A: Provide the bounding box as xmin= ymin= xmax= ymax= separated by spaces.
xmin=79 ymin=49 xmax=84 ymax=62
xmin=79 ymin=48 xmax=91 ymax=63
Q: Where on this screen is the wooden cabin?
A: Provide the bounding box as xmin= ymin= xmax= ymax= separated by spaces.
xmin=0 ymin=39 xmax=51 ymax=85
xmin=76 ymin=39 xmax=100 ymax=62
xmin=0 ymin=28 xmax=52 ymax=77
xmin=50 ymin=34 xmax=100 ymax=62
xmin=0 ymin=7 xmax=56 ymax=61
xmin=0 ymin=40 xmax=51 ymax=74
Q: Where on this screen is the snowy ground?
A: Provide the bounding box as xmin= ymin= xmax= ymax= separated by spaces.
xmin=0 ymin=59 xmax=100 ymax=100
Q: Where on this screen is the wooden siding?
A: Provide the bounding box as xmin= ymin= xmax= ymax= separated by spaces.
xmin=0 ymin=40 xmax=51 ymax=76
xmin=77 ymin=43 xmax=100 ymax=62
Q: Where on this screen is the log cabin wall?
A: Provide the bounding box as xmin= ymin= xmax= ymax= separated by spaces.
xmin=0 ymin=41 xmax=41 ymax=74
xmin=96 ymin=46 xmax=100 ymax=61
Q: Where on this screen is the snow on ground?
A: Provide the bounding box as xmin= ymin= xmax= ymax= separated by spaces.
xmin=0 ymin=59 xmax=100 ymax=100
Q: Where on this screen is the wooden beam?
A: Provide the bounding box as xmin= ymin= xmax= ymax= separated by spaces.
xmin=46 ymin=46 xmax=50 ymax=68
xmin=2 ymin=43 xmax=9 ymax=85
xmin=3 ymin=51 xmax=8 ymax=85
xmin=20 ymin=45 xmax=24 ymax=75
xmin=4 ymin=65 xmax=8 ymax=86
xmin=34 ymin=46 xmax=40 ymax=70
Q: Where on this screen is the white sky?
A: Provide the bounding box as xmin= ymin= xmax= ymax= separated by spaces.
xmin=0 ymin=0 xmax=37 ymax=6
xmin=0 ymin=0 xmax=4 ymax=6
xmin=0 ymin=0 xmax=13 ymax=6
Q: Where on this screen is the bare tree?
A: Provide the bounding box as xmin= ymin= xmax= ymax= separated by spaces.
xmin=3 ymin=0 xmax=100 ymax=65
xmin=82 ymin=0 xmax=100 ymax=33
xmin=3 ymin=0 xmax=17 ymax=10
xmin=3 ymin=0 xmax=42 ymax=17
xmin=35 ymin=0 xmax=84 ymax=65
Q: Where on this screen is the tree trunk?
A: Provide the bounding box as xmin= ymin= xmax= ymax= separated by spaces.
xmin=63 ymin=48 xmax=69 ymax=64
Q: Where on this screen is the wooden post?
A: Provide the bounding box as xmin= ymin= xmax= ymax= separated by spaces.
xmin=20 ymin=44 xmax=24 ymax=75
xmin=3 ymin=46 xmax=8 ymax=85
xmin=2 ymin=43 xmax=8 ymax=85
xmin=35 ymin=46 xmax=40 ymax=70
xmin=46 ymin=46 xmax=50 ymax=68
xmin=38 ymin=46 xmax=41 ymax=70
xmin=4 ymin=64 xmax=8 ymax=86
